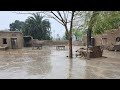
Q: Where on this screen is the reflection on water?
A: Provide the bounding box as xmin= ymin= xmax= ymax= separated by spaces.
xmin=45 ymin=48 xmax=69 ymax=79
xmin=0 ymin=46 xmax=120 ymax=79
xmin=68 ymin=59 xmax=73 ymax=79
xmin=67 ymin=58 xmax=87 ymax=79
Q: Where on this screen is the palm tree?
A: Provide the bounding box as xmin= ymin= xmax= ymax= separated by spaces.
xmin=23 ymin=13 xmax=51 ymax=40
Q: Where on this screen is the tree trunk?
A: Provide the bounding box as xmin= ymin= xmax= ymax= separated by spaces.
xmin=87 ymin=28 xmax=92 ymax=47
xmin=68 ymin=11 xmax=75 ymax=58
xmin=69 ymin=35 xmax=73 ymax=58
xmin=64 ymin=21 xmax=73 ymax=58
xmin=87 ymin=11 xmax=100 ymax=47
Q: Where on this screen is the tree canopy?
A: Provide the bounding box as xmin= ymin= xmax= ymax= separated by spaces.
xmin=72 ymin=28 xmax=84 ymax=41
xmin=9 ymin=20 xmax=24 ymax=31
xmin=92 ymin=11 xmax=120 ymax=35
xmin=72 ymin=11 xmax=120 ymax=38
xmin=9 ymin=13 xmax=52 ymax=40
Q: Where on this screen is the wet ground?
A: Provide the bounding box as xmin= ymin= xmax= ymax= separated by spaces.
xmin=0 ymin=46 xmax=120 ymax=79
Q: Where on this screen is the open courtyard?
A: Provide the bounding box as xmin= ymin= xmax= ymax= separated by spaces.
xmin=0 ymin=46 xmax=120 ymax=79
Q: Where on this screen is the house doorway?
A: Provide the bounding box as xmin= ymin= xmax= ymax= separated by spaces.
xmin=11 ymin=38 xmax=17 ymax=49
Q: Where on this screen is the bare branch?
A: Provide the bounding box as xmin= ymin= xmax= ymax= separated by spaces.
xmin=50 ymin=16 xmax=64 ymax=26
xmin=63 ymin=11 xmax=67 ymax=23
xmin=69 ymin=11 xmax=75 ymax=35
xmin=57 ymin=11 xmax=66 ymax=24
xmin=51 ymin=11 xmax=64 ymax=24
xmin=66 ymin=11 xmax=69 ymax=21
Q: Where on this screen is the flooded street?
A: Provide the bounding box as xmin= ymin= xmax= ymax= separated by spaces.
xmin=0 ymin=46 xmax=120 ymax=79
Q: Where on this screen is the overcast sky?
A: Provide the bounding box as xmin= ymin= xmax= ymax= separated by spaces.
xmin=0 ymin=11 xmax=65 ymax=38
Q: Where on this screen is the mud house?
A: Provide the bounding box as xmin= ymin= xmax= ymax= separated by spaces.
xmin=94 ymin=29 xmax=120 ymax=47
xmin=0 ymin=31 xmax=23 ymax=49
xmin=82 ymin=28 xmax=120 ymax=49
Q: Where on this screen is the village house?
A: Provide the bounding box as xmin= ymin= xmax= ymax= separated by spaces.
xmin=94 ymin=29 xmax=120 ymax=48
xmin=82 ymin=28 xmax=120 ymax=49
xmin=0 ymin=30 xmax=23 ymax=49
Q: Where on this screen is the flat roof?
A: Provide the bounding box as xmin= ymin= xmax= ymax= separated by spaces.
xmin=0 ymin=31 xmax=23 ymax=33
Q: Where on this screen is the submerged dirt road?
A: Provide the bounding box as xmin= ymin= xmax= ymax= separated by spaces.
xmin=0 ymin=46 xmax=120 ymax=79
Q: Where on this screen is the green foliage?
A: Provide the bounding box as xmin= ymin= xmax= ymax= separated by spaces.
xmin=63 ymin=28 xmax=84 ymax=41
xmin=92 ymin=11 xmax=120 ymax=35
xmin=72 ymin=28 xmax=83 ymax=41
xmin=23 ymin=13 xmax=52 ymax=40
xmin=9 ymin=13 xmax=52 ymax=40
xmin=75 ymin=11 xmax=120 ymax=35
xmin=9 ymin=20 xmax=24 ymax=31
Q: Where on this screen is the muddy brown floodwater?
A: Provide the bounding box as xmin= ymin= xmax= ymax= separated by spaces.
xmin=0 ymin=46 xmax=120 ymax=79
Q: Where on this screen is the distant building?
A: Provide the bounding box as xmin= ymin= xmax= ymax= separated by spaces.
xmin=0 ymin=30 xmax=23 ymax=49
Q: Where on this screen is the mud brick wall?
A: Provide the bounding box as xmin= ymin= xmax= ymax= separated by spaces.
xmin=0 ymin=31 xmax=23 ymax=49
xmin=94 ymin=28 xmax=120 ymax=47
xmin=72 ymin=41 xmax=85 ymax=46
xmin=43 ymin=40 xmax=69 ymax=45
xmin=31 ymin=40 xmax=84 ymax=46
xmin=82 ymin=28 xmax=120 ymax=48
